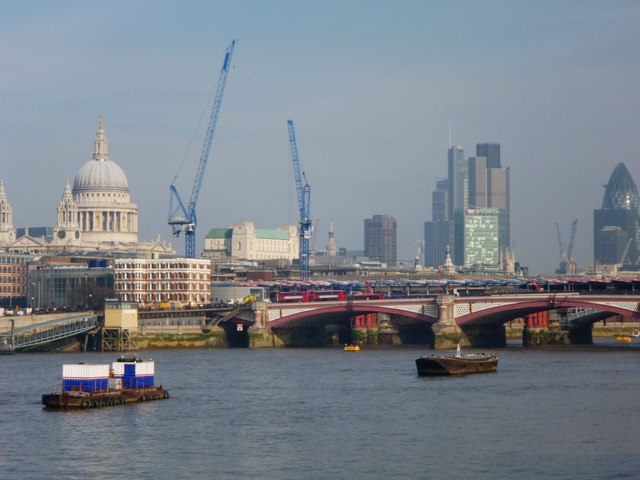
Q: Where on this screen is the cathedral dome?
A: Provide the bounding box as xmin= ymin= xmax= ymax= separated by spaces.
xmin=73 ymin=158 xmax=129 ymax=192
xmin=72 ymin=116 xmax=130 ymax=193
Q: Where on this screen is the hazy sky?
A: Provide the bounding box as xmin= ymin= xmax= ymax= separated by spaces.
xmin=1 ymin=0 xmax=638 ymax=275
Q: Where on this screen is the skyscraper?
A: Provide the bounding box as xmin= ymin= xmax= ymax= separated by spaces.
xmin=476 ymin=143 xmax=501 ymax=169
xmin=448 ymin=145 xmax=467 ymax=264
xmin=593 ymin=163 xmax=639 ymax=266
xmin=469 ymin=145 xmax=510 ymax=254
xmin=424 ymin=179 xmax=449 ymax=267
xmin=364 ymin=215 xmax=397 ymax=265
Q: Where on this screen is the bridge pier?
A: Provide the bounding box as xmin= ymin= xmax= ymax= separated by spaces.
xmin=432 ymin=295 xmax=468 ymax=349
xmin=377 ymin=313 xmax=401 ymax=345
xmin=522 ymin=310 xmax=570 ymax=346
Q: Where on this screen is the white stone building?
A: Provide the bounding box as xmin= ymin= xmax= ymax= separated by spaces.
xmin=202 ymin=221 xmax=298 ymax=263
xmin=114 ymin=258 xmax=211 ymax=304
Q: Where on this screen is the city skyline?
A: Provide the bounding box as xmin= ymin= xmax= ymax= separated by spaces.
xmin=1 ymin=1 xmax=639 ymax=274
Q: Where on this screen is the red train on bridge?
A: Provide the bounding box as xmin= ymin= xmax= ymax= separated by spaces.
xmin=275 ymin=290 xmax=383 ymax=303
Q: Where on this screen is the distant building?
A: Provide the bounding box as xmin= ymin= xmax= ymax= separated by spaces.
xmin=0 ymin=253 xmax=29 ymax=308
xmin=326 ymin=220 xmax=337 ymax=257
xmin=202 ymin=221 xmax=298 ymax=263
xmin=114 ymin=258 xmax=210 ymax=304
xmin=476 ymin=143 xmax=501 ymax=169
xmin=424 ymin=179 xmax=449 ymax=268
xmin=593 ymin=163 xmax=639 ymax=266
xmin=448 ymin=145 xmax=467 ymax=265
xmin=28 ymin=259 xmax=114 ymax=309
xmin=463 ymin=208 xmax=500 ymax=267
xmin=364 ymin=215 xmax=397 ymax=265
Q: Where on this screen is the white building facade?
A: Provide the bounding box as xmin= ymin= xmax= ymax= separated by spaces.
xmin=114 ymin=258 xmax=211 ymax=305
xmin=202 ymin=221 xmax=298 ymax=263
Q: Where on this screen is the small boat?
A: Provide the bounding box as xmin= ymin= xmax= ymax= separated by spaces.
xmin=42 ymin=354 xmax=169 ymax=410
xmin=416 ymin=344 xmax=498 ymax=376
xmin=616 ymin=336 xmax=632 ymax=343
xmin=343 ymin=344 xmax=360 ymax=351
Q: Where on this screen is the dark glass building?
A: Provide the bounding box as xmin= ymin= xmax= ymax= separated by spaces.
xmin=476 ymin=143 xmax=501 ymax=169
xmin=364 ymin=215 xmax=397 ymax=265
xmin=593 ymin=163 xmax=639 ymax=265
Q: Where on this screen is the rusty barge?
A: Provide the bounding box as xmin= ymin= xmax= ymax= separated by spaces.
xmin=416 ymin=345 xmax=498 ymax=376
xmin=42 ymin=355 xmax=169 ymax=410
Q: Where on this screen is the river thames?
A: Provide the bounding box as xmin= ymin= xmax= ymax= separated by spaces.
xmin=1 ymin=340 xmax=639 ymax=480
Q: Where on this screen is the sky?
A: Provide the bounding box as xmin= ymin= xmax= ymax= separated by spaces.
xmin=1 ymin=0 xmax=639 ymax=275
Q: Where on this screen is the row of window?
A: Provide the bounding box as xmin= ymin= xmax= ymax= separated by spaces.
xmin=115 ymin=272 xmax=209 ymax=280
xmin=115 ymin=282 xmax=209 ymax=291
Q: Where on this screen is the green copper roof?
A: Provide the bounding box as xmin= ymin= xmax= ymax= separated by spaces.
xmin=255 ymin=228 xmax=289 ymax=240
xmin=205 ymin=228 xmax=233 ymax=239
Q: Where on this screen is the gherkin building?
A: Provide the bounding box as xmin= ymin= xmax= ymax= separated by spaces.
xmin=594 ymin=162 xmax=640 ymax=265
xmin=601 ymin=163 xmax=639 ymax=211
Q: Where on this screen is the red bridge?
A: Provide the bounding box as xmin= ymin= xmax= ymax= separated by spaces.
xmin=230 ymin=293 xmax=640 ymax=348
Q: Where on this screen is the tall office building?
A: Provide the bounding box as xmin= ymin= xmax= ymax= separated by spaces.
xmin=476 ymin=143 xmax=501 ymax=169
xmin=448 ymin=145 xmax=467 ymax=264
xmin=469 ymin=145 xmax=510 ymax=254
xmin=364 ymin=215 xmax=397 ymax=265
xmin=463 ymin=208 xmax=500 ymax=267
xmin=424 ymin=179 xmax=449 ymax=267
xmin=593 ymin=163 xmax=639 ymax=265
xmin=468 ymin=156 xmax=488 ymax=208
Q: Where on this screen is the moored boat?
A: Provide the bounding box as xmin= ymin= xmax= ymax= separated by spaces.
xmin=343 ymin=344 xmax=360 ymax=351
xmin=42 ymin=354 xmax=169 ymax=410
xmin=616 ymin=336 xmax=632 ymax=343
xmin=416 ymin=345 xmax=498 ymax=376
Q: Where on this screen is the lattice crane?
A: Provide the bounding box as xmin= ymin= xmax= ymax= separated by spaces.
xmin=168 ymin=40 xmax=236 ymax=258
xmin=287 ymin=120 xmax=313 ymax=281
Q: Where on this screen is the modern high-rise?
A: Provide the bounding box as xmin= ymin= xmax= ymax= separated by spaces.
xmin=462 ymin=208 xmax=500 ymax=267
xmin=364 ymin=215 xmax=397 ymax=265
xmin=476 ymin=143 xmax=501 ymax=169
xmin=593 ymin=163 xmax=639 ymax=266
xmin=448 ymin=145 xmax=467 ymax=264
xmin=469 ymin=145 xmax=510 ymax=254
xmin=424 ymin=179 xmax=449 ymax=267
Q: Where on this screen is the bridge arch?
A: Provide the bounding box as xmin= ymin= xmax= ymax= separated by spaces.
xmin=268 ymin=304 xmax=437 ymax=328
xmin=456 ymin=297 xmax=640 ymax=326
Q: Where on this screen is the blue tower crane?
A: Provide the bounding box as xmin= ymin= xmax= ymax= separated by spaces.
xmin=287 ymin=120 xmax=313 ymax=281
xmin=168 ymin=40 xmax=236 ymax=258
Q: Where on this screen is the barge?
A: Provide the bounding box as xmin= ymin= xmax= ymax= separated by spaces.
xmin=416 ymin=345 xmax=498 ymax=376
xmin=42 ymin=355 xmax=169 ymax=410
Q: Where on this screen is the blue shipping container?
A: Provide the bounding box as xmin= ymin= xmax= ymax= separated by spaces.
xmin=63 ymin=378 xmax=108 ymax=392
xmin=123 ymin=375 xmax=154 ymax=388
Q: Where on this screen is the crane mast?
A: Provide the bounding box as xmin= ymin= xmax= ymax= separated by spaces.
xmin=168 ymin=40 xmax=236 ymax=258
xmin=287 ymin=120 xmax=312 ymax=281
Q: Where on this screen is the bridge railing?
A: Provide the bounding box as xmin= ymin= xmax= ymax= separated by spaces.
xmin=0 ymin=314 xmax=98 ymax=350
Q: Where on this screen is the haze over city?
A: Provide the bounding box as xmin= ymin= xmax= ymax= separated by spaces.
xmin=1 ymin=0 xmax=638 ymax=275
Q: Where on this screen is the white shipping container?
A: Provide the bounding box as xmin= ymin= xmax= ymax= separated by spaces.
xmin=136 ymin=361 xmax=155 ymax=376
xmin=63 ymin=363 xmax=110 ymax=379
xmin=111 ymin=362 xmax=126 ymax=376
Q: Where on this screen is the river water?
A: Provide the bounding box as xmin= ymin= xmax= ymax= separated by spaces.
xmin=1 ymin=340 xmax=639 ymax=480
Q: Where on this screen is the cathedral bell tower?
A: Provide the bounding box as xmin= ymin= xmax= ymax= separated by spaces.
xmin=53 ymin=178 xmax=81 ymax=245
xmin=0 ymin=180 xmax=17 ymax=246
